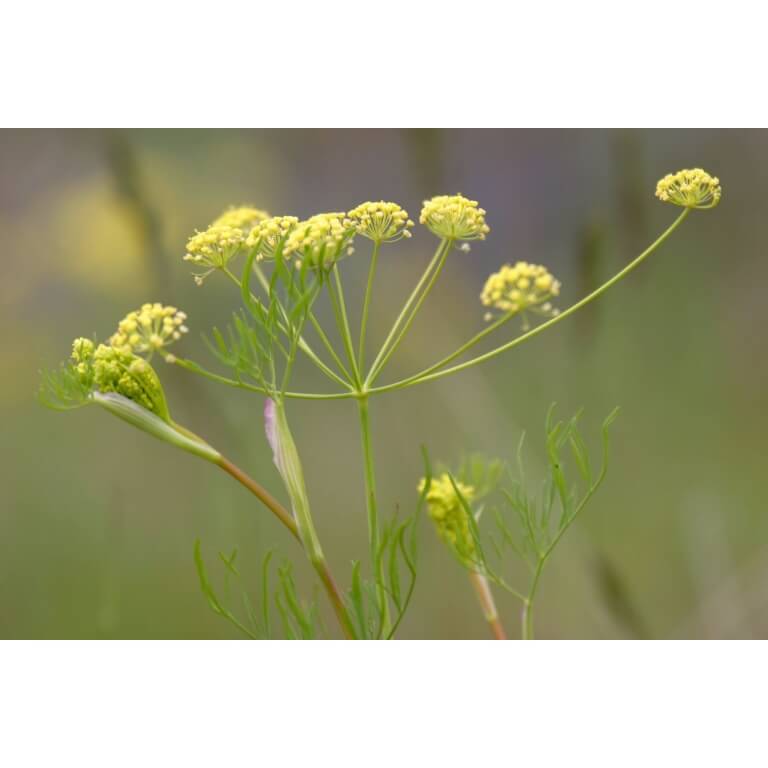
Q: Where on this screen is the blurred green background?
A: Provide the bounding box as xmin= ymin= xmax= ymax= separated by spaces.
xmin=1 ymin=129 xmax=763 ymax=639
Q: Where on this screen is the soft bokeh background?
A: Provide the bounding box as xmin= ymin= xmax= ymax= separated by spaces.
xmin=1 ymin=129 xmax=764 ymax=639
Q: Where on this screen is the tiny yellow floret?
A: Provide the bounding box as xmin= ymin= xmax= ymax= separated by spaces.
xmin=655 ymin=168 xmax=721 ymax=209
xmin=481 ymin=262 xmax=561 ymax=320
xmin=346 ymin=201 xmax=414 ymax=243
xmin=419 ymin=473 xmax=477 ymax=562
xmin=420 ymin=194 xmax=490 ymax=241
xmin=110 ymin=303 xmax=188 ymax=357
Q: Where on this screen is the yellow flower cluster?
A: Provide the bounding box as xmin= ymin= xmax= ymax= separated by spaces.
xmin=212 ymin=205 xmax=270 ymax=231
xmin=245 ymin=215 xmax=300 ymax=260
xmin=71 ymin=338 xmax=169 ymax=418
xmin=419 ymin=473 xmax=477 ymax=562
xmin=185 ymin=224 xmax=245 ymax=282
xmin=283 ymin=212 xmax=355 ymax=267
xmin=71 ymin=337 xmax=96 ymax=385
xmin=109 ymin=303 xmax=188 ymax=357
xmin=346 ymin=201 xmax=414 ymax=243
xmin=481 ymin=262 xmax=561 ymax=319
xmin=655 ymin=168 xmax=721 ymax=209
xmin=420 ymin=194 xmax=490 ymax=241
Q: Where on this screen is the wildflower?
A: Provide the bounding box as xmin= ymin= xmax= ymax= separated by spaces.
xmin=109 ymin=303 xmax=188 ymax=357
xmin=481 ymin=262 xmax=561 ymax=319
xmin=346 ymin=201 xmax=414 ymax=243
xmin=655 ymin=168 xmax=721 ymax=209
xmin=419 ymin=473 xmax=476 ymax=563
xmin=212 ymin=205 xmax=270 ymax=231
xmin=245 ymin=215 xmax=299 ymax=260
xmin=419 ymin=194 xmax=490 ymax=241
xmin=184 ymin=224 xmax=245 ymax=282
xmin=283 ymin=212 xmax=355 ymax=267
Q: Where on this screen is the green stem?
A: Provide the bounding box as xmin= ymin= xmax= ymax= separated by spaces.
xmin=371 ymin=209 xmax=691 ymax=394
xmin=171 ymin=357 xmax=352 ymax=400
xmin=308 ymin=312 xmax=354 ymax=384
xmin=357 ymin=395 xmax=390 ymax=634
xmin=394 ymin=311 xmax=514 ymax=386
xmin=522 ymin=559 xmax=545 ymax=640
xmin=327 ymin=265 xmax=361 ymax=386
xmin=358 ymin=240 xmax=381 ymax=371
xmin=365 ymin=238 xmax=450 ymax=386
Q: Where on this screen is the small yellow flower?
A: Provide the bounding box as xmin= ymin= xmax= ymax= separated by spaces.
xmin=283 ymin=212 xmax=355 ymax=267
xmin=655 ymin=168 xmax=721 ymax=209
xmin=481 ymin=262 xmax=561 ymax=320
xmin=184 ymin=223 xmax=245 ymax=283
xmin=212 ymin=205 xmax=270 ymax=231
xmin=346 ymin=201 xmax=414 ymax=243
xmin=419 ymin=194 xmax=490 ymax=241
xmin=245 ymin=215 xmax=299 ymax=260
xmin=419 ymin=473 xmax=477 ymax=562
xmin=109 ymin=303 xmax=188 ymax=357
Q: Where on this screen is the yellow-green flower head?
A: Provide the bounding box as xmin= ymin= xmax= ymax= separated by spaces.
xmin=283 ymin=212 xmax=355 ymax=267
xmin=109 ymin=303 xmax=188 ymax=357
xmin=419 ymin=473 xmax=477 ymax=562
xmin=211 ymin=205 xmax=270 ymax=232
xmin=655 ymin=168 xmax=721 ymax=210
xmin=346 ymin=201 xmax=414 ymax=243
xmin=480 ymin=261 xmax=561 ymax=320
xmin=83 ymin=343 xmax=170 ymax=420
xmin=71 ymin=337 xmax=96 ymax=387
xmin=245 ymin=215 xmax=299 ymax=260
xmin=185 ymin=224 xmax=245 ymax=283
xmin=419 ymin=194 xmax=490 ymax=241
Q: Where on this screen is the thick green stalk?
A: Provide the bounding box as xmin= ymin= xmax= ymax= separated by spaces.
xmin=370 ymin=209 xmax=691 ymax=394
xmin=356 ymin=395 xmax=390 ymax=634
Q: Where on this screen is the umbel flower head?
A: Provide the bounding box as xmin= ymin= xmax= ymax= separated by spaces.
xmin=109 ymin=303 xmax=188 ymax=357
xmin=283 ymin=212 xmax=355 ymax=267
xmin=420 ymin=194 xmax=490 ymax=241
xmin=185 ymin=224 xmax=245 ymax=283
xmin=481 ymin=262 xmax=561 ymax=320
xmin=70 ymin=336 xmax=170 ymax=420
xmin=43 ymin=316 xmax=219 ymax=462
xmin=655 ymin=168 xmax=722 ymax=210
xmin=211 ymin=205 xmax=270 ymax=231
xmin=245 ymin=215 xmax=299 ymax=260
xmin=419 ymin=473 xmax=477 ymax=564
xmin=346 ymin=201 xmax=414 ymax=243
